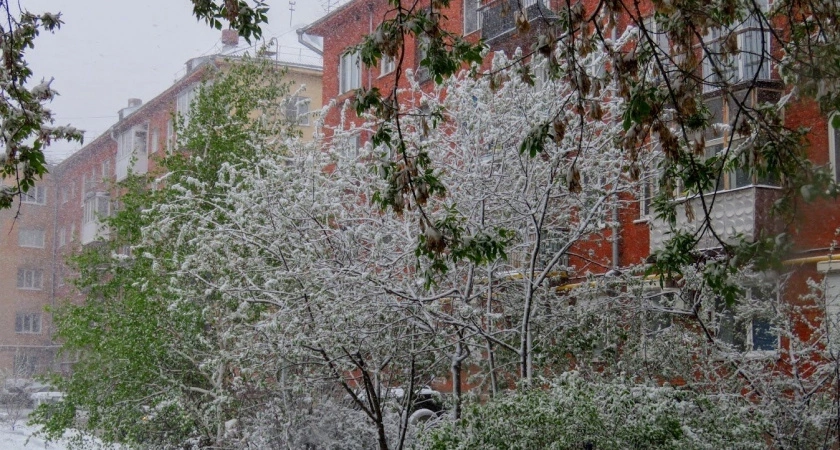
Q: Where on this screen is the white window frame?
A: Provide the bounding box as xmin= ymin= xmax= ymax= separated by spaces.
xmin=15 ymin=313 xmax=41 ymax=334
xmin=829 ymin=114 xmax=840 ymax=183
xmin=150 ymin=129 xmax=159 ymax=155
xmin=285 ymin=96 xmax=311 ymax=126
xmin=117 ymin=124 xmax=149 ymax=161
xmin=463 ymin=0 xmax=481 ymax=35
xmin=83 ymin=194 xmax=110 ymax=225
xmin=16 ymin=269 xmax=43 ymax=290
xmin=819 ymin=261 xmax=840 ymax=353
xmin=702 ymin=3 xmax=770 ymax=92
xmin=176 ymin=84 xmax=199 ymax=127
xmin=380 ymin=54 xmax=396 ymax=76
xmin=21 ymin=186 xmax=46 ymax=205
xmin=18 ymin=228 xmax=45 ymax=248
xmin=715 ymin=287 xmax=779 ymax=354
xmin=339 ymin=50 xmax=362 ymax=94
xmin=166 ymin=118 xmax=175 ymax=153
xmin=705 ymin=137 xmax=752 ymax=191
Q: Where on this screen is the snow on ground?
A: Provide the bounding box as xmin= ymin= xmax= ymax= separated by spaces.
xmin=0 ymin=418 xmax=116 ymax=450
xmin=0 ymin=420 xmax=68 ymax=450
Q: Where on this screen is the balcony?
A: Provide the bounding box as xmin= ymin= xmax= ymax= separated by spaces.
xmin=81 ymin=193 xmax=111 ymax=245
xmin=649 ymin=185 xmax=782 ymax=253
xmin=480 ymin=0 xmax=554 ymax=42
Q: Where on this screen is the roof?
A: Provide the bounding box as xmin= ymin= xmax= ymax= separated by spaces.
xmin=301 ymin=0 xmax=367 ymax=37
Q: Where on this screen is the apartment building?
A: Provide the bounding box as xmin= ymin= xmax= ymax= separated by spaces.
xmin=300 ymin=0 xmax=840 ymax=360
xmin=0 ymin=174 xmax=60 ymax=377
xmin=0 ymin=31 xmax=323 ymax=377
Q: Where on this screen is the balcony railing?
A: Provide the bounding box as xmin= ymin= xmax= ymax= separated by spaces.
xmin=649 ymin=185 xmax=782 ymax=253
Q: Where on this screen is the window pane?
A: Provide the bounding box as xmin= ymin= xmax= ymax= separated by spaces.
xmin=834 ymin=124 xmax=840 ymax=182
xmin=752 ymin=318 xmax=776 ymax=351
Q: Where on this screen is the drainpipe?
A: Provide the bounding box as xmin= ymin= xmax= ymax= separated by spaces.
xmin=611 ymin=200 xmax=620 ymax=270
xmin=296 ymin=29 xmax=323 ymax=56
xmin=368 ymin=3 xmax=374 ymax=89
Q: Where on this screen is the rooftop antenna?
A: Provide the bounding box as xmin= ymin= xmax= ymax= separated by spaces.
xmin=320 ymin=0 xmax=342 ymax=13
xmin=289 ymin=1 xmax=296 ymax=26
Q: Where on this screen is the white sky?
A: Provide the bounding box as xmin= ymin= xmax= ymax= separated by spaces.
xmin=27 ymin=0 xmax=338 ymax=163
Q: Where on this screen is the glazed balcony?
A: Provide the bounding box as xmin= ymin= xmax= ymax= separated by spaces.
xmin=649 ymin=185 xmax=782 ymax=253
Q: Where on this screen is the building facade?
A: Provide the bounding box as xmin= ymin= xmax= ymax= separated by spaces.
xmin=300 ymin=0 xmax=840 ymax=372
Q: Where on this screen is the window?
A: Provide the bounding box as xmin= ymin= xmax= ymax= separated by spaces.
xmin=15 ymin=313 xmax=41 ymax=334
xmin=641 ymin=16 xmax=677 ymax=78
xmin=21 ymin=186 xmax=46 ymax=205
xmin=61 ymin=185 xmax=69 ymax=204
xmin=716 ymin=287 xmax=778 ymax=352
xmin=284 ymin=96 xmax=311 ymax=126
xmin=17 ymin=269 xmax=43 ymax=290
xmin=380 ymin=54 xmax=395 ymax=76
xmin=83 ymin=195 xmax=110 ymax=224
xmin=537 ymin=230 xmax=570 ymax=270
xmin=339 ymin=50 xmax=362 ymax=94
xmin=58 ymin=227 xmax=66 ymax=248
xmin=176 ymin=84 xmax=199 ymax=126
xmin=819 ymin=261 xmax=840 ymax=352
xmin=645 ymin=290 xmax=681 ymax=336
xmin=702 ymin=3 xmax=770 ymax=92
xmin=480 ymin=0 xmax=548 ymax=41
xmin=415 ymin=36 xmax=431 ymax=83
xmin=18 ymin=228 xmax=45 ymax=248
xmin=150 ymin=129 xmax=159 ymax=155
xmin=101 ymin=159 xmax=111 ymax=179
xmin=167 ymin=118 xmax=175 ymax=153
xmin=829 ymin=115 xmax=840 ymax=183
xmin=464 ymin=0 xmax=481 ymax=35
xmin=116 ymin=124 xmax=149 ymax=180
xmin=705 ymin=139 xmax=752 ymax=191
xmin=117 ymin=125 xmax=149 ymax=160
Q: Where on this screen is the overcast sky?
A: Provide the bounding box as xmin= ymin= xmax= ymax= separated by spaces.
xmin=27 ymin=0 xmax=339 ymax=163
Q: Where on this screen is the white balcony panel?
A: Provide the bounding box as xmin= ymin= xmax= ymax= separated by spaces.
xmin=81 ymin=220 xmax=109 ymax=245
xmin=115 ymin=153 xmax=148 ymax=181
xmin=649 ymin=185 xmax=781 ymax=253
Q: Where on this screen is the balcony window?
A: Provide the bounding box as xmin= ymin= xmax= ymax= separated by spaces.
xmin=705 ymin=139 xmax=752 ymax=191
xmin=83 ymin=194 xmax=110 ymax=225
xmin=702 ymin=4 xmax=770 ymax=92
xmin=481 ymin=0 xmax=549 ymax=42
xmin=176 ymin=84 xmax=199 ymax=127
xmin=116 ymin=124 xmax=149 ymax=180
xmin=81 ymin=194 xmax=111 ymax=244
xmin=339 ymin=50 xmax=362 ymax=94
